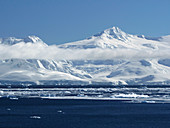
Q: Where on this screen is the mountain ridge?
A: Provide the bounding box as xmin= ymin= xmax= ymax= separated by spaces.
xmin=0 ymin=27 xmax=170 ymax=85
xmin=0 ymin=35 xmax=47 ymax=46
xmin=58 ymin=26 xmax=170 ymax=50
xmin=1 ymin=27 xmax=170 ymax=47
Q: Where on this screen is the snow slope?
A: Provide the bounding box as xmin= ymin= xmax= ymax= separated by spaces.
xmin=0 ymin=27 xmax=170 ymax=85
xmin=58 ymin=27 xmax=170 ymax=50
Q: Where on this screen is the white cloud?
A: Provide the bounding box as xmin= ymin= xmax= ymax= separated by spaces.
xmin=0 ymin=43 xmax=170 ymax=60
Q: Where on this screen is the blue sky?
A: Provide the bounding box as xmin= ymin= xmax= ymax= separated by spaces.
xmin=0 ymin=0 xmax=170 ymax=45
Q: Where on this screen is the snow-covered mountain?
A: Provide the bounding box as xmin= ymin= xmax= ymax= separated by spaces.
xmin=0 ymin=27 xmax=170 ymax=85
xmin=58 ymin=27 xmax=170 ymax=50
xmin=0 ymin=36 xmax=47 ymax=46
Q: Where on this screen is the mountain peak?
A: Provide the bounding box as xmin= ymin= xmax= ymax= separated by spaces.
xmin=105 ymin=26 xmax=122 ymax=33
xmin=0 ymin=36 xmax=47 ymax=46
xmin=59 ymin=26 xmax=133 ymax=49
xmin=23 ymin=36 xmax=43 ymax=43
xmin=104 ymin=26 xmax=124 ymax=36
xmin=92 ymin=26 xmax=131 ymax=42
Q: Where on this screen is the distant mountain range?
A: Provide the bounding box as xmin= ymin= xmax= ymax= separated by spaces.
xmin=0 ymin=27 xmax=170 ymax=85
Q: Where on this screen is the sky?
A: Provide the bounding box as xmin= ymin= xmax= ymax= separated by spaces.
xmin=0 ymin=0 xmax=170 ymax=45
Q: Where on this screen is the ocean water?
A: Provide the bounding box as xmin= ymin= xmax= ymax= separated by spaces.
xmin=1 ymin=86 xmax=170 ymax=128
xmin=0 ymin=98 xmax=170 ymax=128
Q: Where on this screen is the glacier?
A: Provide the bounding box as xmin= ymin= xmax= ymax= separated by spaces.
xmin=0 ymin=27 xmax=170 ymax=86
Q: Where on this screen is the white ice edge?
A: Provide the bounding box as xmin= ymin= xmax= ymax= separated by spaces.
xmin=40 ymin=96 xmax=170 ymax=103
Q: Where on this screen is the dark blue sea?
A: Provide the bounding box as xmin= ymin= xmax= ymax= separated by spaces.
xmin=0 ymin=98 xmax=170 ymax=128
